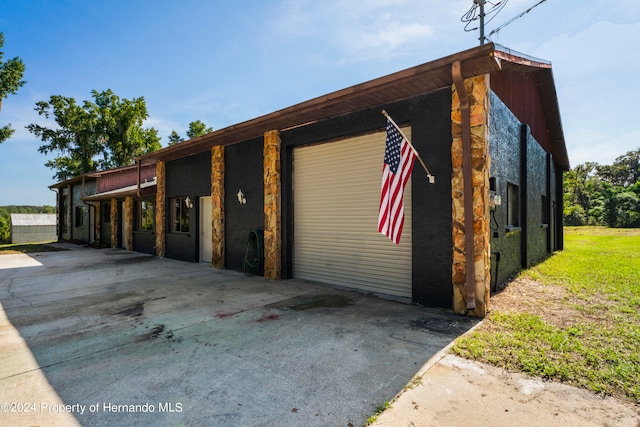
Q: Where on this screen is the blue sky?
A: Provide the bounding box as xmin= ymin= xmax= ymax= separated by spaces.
xmin=1 ymin=0 xmax=639 ymax=205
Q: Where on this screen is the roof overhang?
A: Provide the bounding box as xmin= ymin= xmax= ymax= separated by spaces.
xmin=83 ymin=179 xmax=157 ymax=201
xmin=133 ymin=42 xmax=564 ymax=170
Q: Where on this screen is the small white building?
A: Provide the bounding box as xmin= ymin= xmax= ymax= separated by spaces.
xmin=10 ymin=214 xmax=57 ymax=244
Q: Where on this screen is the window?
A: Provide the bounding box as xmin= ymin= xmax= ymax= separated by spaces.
xmin=541 ymin=195 xmax=549 ymax=225
xmin=171 ymin=197 xmax=190 ymax=233
xmin=75 ymin=206 xmax=84 ymax=227
xmin=137 ymin=201 xmax=155 ymax=231
xmin=507 ymin=183 xmax=520 ymax=228
xmin=103 ymin=203 xmax=111 ymax=223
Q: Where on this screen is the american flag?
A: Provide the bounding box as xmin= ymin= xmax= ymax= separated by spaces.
xmin=378 ymin=119 xmax=416 ymax=244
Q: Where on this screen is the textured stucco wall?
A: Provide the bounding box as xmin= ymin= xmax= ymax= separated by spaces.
xmin=165 ymin=152 xmax=211 ymax=262
xmin=488 ymin=90 xmax=554 ymax=287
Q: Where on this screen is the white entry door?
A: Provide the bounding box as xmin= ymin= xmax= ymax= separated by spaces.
xmin=199 ymin=196 xmax=212 ymax=263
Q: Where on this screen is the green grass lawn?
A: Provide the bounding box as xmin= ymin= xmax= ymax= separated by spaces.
xmin=452 ymin=226 xmax=640 ymax=403
xmin=0 ymin=242 xmax=66 ymax=254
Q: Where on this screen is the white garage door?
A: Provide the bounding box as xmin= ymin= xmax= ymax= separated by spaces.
xmin=293 ymin=128 xmax=412 ymax=298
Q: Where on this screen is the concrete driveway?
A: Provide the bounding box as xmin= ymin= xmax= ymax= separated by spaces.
xmin=0 ymin=245 xmax=477 ymax=426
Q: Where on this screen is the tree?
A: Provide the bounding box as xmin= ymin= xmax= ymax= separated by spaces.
xmin=28 ymin=95 xmax=101 ymax=180
xmin=167 ymin=120 xmax=213 ymax=146
xmin=167 ymin=130 xmax=183 ymax=146
xmin=27 ymin=89 xmax=161 ymax=180
xmin=564 ymin=149 xmax=640 ymax=228
xmin=0 ymin=32 xmax=26 ymax=143
xmin=186 ymin=120 xmax=213 ymax=139
xmin=597 ymin=148 xmax=640 ymax=188
xmin=92 ymin=89 xmax=161 ymax=169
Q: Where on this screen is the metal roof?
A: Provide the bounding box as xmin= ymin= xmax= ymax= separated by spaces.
xmin=137 ymin=42 xmax=568 ymax=169
xmin=10 ymin=214 xmax=57 ymax=226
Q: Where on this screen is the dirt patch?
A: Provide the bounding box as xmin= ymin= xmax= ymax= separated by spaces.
xmin=489 ymin=277 xmax=616 ymax=329
xmin=489 ymin=277 xmax=580 ymax=328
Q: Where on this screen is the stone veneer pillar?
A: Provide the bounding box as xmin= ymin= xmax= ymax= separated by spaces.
xmin=451 ymin=74 xmax=491 ymax=317
xmin=110 ymin=198 xmax=118 ymax=249
xmin=155 ymin=161 xmax=166 ymax=257
xmin=124 ymin=196 xmax=134 ymax=251
xmin=263 ymin=130 xmax=281 ymax=280
xmin=211 ymin=146 xmax=225 ymax=268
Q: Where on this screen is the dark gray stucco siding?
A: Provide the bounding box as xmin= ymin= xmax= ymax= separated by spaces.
xmin=224 ymin=138 xmax=265 ymax=274
xmin=280 ymin=88 xmax=454 ymax=308
xmin=525 ymin=127 xmax=550 ymax=266
xmin=489 ymin=90 xmax=558 ymax=288
xmin=165 ymin=152 xmax=211 ymax=262
xmin=100 ymin=202 xmax=111 ymax=247
xmin=489 ymin=91 xmax=523 ymax=286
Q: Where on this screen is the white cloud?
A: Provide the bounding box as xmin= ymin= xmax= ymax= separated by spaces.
xmin=565 ymin=128 xmax=640 ymax=167
xmin=267 ymin=0 xmax=453 ymax=63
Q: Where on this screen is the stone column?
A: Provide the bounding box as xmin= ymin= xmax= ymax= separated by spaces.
xmin=451 ymin=74 xmax=491 ymax=317
xmin=263 ymin=130 xmax=281 ymax=280
xmin=211 ymin=146 xmax=225 ymax=268
xmin=155 ymin=161 xmax=166 ymax=257
xmin=125 ymin=196 xmax=134 ymax=251
xmin=110 ymin=198 xmax=118 ymax=249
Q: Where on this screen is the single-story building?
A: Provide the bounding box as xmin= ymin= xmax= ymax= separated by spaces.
xmin=50 ymin=43 xmax=569 ymax=317
xmin=10 ymin=214 xmax=57 ymax=244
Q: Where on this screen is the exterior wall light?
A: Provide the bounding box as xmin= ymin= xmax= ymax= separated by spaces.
xmin=184 ymin=196 xmax=194 ymax=209
xmin=237 ymin=190 xmax=247 ymax=204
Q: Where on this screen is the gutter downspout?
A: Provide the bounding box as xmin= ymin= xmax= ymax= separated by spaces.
xmin=452 ymin=60 xmax=477 ymax=310
xmin=136 ymin=160 xmax=156 ymax=203
xmin=49 ymin=186 xmax=61 ymax=242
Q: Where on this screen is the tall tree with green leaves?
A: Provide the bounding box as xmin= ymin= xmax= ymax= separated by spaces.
xmin=186 ymin=120 xmax=213 ymax=139
xmin=564 ymin=148 xmax=640 ymax=228
xmin=27 ymin=95 xmax=100 ymax=180
xmin=167 ymin=120 xmax=213 ymax=146
xmin=597 ymin=148 xmax=640 ymax=188
xmin=27 ymin=90 xmax=161 ymax=180
xmin=0 ymin=32 xmax=26 ymax=143
xmin=92 ymin=89 xmax=161 ymax=169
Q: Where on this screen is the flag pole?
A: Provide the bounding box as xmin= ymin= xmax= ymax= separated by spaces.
xmin=382 ymin=110 xmax=435 ymax=184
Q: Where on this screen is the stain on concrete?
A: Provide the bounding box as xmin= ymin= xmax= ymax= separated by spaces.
xmin=115 ymin=301 xmax=145 ymax=317
xmin=408 ymin=316 xmax=476 ymax=334
xmin=256 ymin=313 xmax=280 ymax=322
xmin=150 ymin=324 xmax=165 ymax=338
xmin=114 ymin=256 xmax=156 ymax=264
xmin=268 ymin=294 xmax=355 ymax=311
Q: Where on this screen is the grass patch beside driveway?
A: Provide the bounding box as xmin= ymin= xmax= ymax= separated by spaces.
xmin=452 ymin=227 xmax=640 ymax=403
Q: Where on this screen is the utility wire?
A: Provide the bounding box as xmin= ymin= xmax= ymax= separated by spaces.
xmin=461 ymin=1 xmax=509 ymax=32
xmin=487 ymin=0 xmax=548 ymax=40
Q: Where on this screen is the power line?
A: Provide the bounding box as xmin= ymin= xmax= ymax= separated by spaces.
xmin=461 ymin=0 xmax=509 ymax=44
xmin=486 ymin=0 xmax=548 ymax=41
xmin=461 ymin=0 xmax=550 ymax=45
